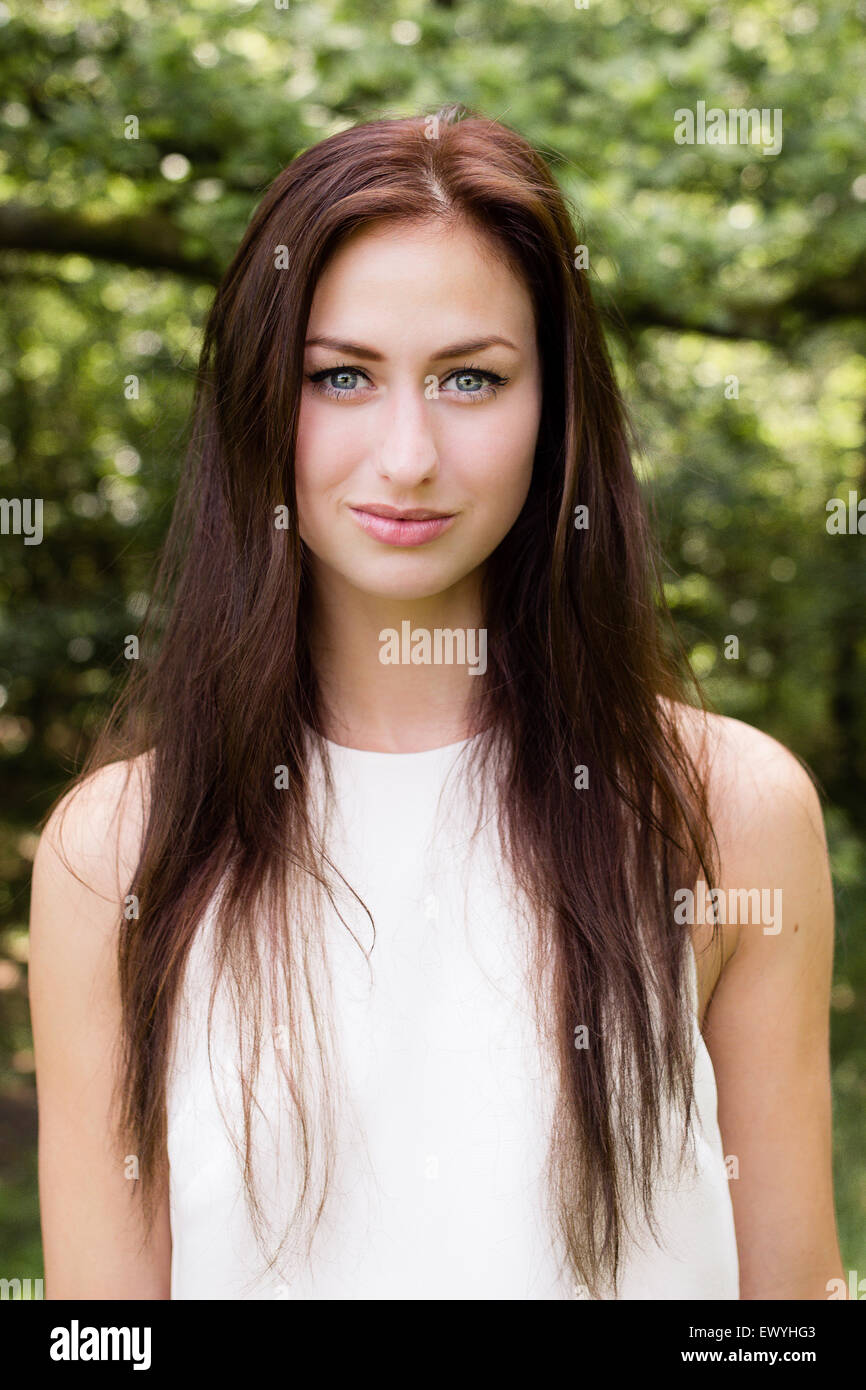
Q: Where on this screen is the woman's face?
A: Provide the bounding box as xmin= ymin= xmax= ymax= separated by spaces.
xmin=295 ymin=218 xmax=543 ymax=603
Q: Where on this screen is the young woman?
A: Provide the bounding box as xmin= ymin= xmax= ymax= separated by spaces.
xmin=29 ymin=104 xmax=842 ymax=1300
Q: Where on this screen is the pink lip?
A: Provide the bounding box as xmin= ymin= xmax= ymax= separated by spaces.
xmin=349 ymin=505 xmax=457 ymax=547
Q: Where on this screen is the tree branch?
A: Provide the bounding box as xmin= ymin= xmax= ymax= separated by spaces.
xmin=1 ymin=201 xmax=863 ymax=341
xmin=0 ymin=201 xmax=221 ymax=281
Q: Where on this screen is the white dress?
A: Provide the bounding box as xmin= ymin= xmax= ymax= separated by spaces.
xmin=166 ymin=733 xmax=740 ymax=1299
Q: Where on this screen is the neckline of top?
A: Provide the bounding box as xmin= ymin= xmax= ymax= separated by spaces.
xmin=303 ymin=724 xmax=483 ymax=759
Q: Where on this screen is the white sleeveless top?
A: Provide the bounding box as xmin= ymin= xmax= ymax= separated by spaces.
xmin=166 ymin=733 xmax=740 ymax=1299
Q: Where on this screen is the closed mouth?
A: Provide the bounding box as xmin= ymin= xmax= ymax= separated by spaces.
xmin=352 ymin=504 xmax=455 ymax=521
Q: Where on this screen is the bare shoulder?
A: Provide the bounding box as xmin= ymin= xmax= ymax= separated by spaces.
xmin=662 ymin=695 xmax=818 ymax=800
xmin=29 ymin=752 xmax=152 ymax=1085
xmin=659 ymin=696 xmax=827 ymax=872
xmin=33 ymin=751 xmax=154 ymax=912
xmin=29 ymin=752 xmax=152 ymax=1052
xmin=658 ymin=698 xmax=832 ymax=1022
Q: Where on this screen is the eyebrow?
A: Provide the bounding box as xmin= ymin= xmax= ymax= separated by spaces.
xmin=303 ymin=334 xmax=518 ymax=361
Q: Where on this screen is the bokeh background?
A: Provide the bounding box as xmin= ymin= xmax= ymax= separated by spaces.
xmin=0 ymin=0 xmax=863 ymax=1290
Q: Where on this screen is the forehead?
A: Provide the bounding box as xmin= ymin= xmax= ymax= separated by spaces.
xmin=307 ymin=218 xmax=536 ymax=345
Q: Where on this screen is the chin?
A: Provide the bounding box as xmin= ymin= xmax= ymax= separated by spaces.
xmin=348 ymin=566 xmax=467 ymax=602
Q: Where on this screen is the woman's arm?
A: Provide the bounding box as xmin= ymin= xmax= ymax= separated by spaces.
xmin=29 ymin=757 xmax=172 ymax=1299
xmin=695 ymin=711 xmax=844 ymax=1300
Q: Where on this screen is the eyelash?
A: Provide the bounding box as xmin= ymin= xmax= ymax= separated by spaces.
xmin=305 ymin=361 xmax=510 ymax=403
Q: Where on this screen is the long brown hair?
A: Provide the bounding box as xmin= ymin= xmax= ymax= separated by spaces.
xmin=49 ymin=103 xmax=720 ymax=1298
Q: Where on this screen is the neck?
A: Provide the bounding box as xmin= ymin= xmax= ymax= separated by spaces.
xmin=308 ymin=562 xmax=487 ymax=753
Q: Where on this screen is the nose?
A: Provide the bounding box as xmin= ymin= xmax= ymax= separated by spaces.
xmin=373 ymin=379 xmax=440 ymax=487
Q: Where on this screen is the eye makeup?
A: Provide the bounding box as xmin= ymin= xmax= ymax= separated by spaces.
xmin=305 ymin=361 xmax=510 ymax=402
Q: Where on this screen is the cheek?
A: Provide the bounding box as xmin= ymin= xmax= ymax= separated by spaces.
xmin=462 ymin=396 xmax=539 ymax=520
xmin=472 ymin=453 xmax=533 ymax=536
xmin=294 ymin=406 xmax=357 ymax=511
